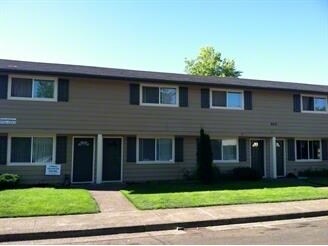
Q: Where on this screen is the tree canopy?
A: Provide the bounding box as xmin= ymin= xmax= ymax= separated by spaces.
xmin=185 ymin=46 xmax=242 ymax=77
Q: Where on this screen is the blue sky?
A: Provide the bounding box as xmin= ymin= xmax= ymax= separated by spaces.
xmin=0 ymin=0 xmax=327 ymax=84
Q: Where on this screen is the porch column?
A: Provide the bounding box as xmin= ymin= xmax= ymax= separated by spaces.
xmin=271 ymin=137 xmax=277 ymax=179
xmin=96 ymin=134 xmax=103 ymax=184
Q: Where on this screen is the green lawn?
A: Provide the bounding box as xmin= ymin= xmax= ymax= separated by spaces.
xmin=121 ymin=179 xmax=328 ymax=210
xmin=0 ymin=188 xmax=99 ymax=218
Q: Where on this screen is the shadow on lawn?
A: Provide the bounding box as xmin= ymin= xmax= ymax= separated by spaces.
xmin=1 ymin=182 xmax=127 ymax=192
xmin=0 ymin=184 xmax=83 ymax=192
xmin=125 ymin=178 xmax=324 ymax=195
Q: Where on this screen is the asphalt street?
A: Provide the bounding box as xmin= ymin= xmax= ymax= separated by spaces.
xmin=4 ymin=216 xmax=328 ymax=245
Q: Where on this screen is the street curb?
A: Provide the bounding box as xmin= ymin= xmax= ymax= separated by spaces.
xmin=1 ymin=210 xmax=328 ymax=242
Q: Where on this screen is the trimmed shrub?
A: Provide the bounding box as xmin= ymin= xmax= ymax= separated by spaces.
xmin=213 ymin=166 xmax=221 ymax=180
xmin=0 ymin=173 xmax=20 ymax=189
xmin=182 ymin=168 xmax=197 ymax=181
xmin=286 ymin=172 xmax=297 ymax=178
xmin=196 ymin=129 xmax=214 ymax=184
xmin=232 ymin=167 xmax=260 ymax=181
xmin=298 ymin=169 xmax=328 ymax=177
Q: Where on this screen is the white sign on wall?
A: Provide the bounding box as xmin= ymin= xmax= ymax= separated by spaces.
xmin=45 ymin=164 xmax=61 ymax=176
xmin=0 ymin=118 xmax=16 ymax=125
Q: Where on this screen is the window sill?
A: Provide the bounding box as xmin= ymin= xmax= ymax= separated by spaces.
xmin=136 ymin=161 xmax=175 ymax=165
xmin=300 ymin=110 xmax=328 ymax=114
xmin=8 ymin=97 xmax=57 ymax=102
xmin=140 ymin=103 xmax=178 ymax=107
xmin=210 ymin=106 xmax=244 ymax=110
xmin=295 ymin=159 xmax=322 ymax=162
xmin=214 ymin=160 xmax=239 ymax=164
xmin=7 ymin=163 xmax=54 ymax=166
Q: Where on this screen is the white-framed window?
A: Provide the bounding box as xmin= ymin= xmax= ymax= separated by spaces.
xmin=8 ymin=135 xmax=56 ymax=165
xmin=301 ymin=94 xmax=327 ymax=113
xmin=140 ymin=84 xmax=178 ymax=107
xmin=137 ymin=137 xmax=174 ymax=163
xmin=295 ymin=139 xmax=321 ymax=161
xmin=211 ymin=138 xmax=239 ymax=163
xmin=8 ymin=75 xmax=58 ymax=101
xmin=210 ymin=89 xmax=244 ymax=109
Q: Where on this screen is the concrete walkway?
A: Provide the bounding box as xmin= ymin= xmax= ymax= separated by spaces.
xmin=89 ymin=190 xmax=135 ymax=213
xmin=1 ymin=190 xmax=328 ymax=242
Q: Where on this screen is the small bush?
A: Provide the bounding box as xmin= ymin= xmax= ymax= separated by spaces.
xmin=232 ymin=167 xmax=260 ymax=181
xmin=182 ymin=168 xmax=197 ymax=181
xmin=213 ymin=166 xmax=221 ymax=180
xmin=298 ymin=169 xmax=328 ymax=177
xmin=0 ymin=173 xmax=20 ymax=189
xmin=286 ymin=172 xmax=297 ymax=178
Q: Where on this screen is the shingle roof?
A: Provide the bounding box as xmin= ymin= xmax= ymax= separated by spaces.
xmin=0 ymin=59 xmax=327 ymax=93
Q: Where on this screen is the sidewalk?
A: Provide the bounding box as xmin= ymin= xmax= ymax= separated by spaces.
xmin=1 ymin=190 xmax=328 ymax=242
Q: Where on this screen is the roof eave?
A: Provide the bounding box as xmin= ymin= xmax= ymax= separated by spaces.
xmin=0 ymin=68 xmax=327 ymax=95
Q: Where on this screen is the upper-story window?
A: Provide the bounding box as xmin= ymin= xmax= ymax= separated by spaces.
xmin=140 ymin=84 xmax=178 ymax=106
xmin=9 ymin=75 xmax=57 ymax=101
xmin=210 ymin=89 xmax=244 ymax=109
xmin=301 ymin=95 xmax=327 ymax=113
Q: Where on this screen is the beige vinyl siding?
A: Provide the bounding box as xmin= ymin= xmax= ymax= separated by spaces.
xmin=285 ymin=141 xmax=328 ymax=175
xmin=286 ymin=160 xmax=328 ymax=175
xmin=0 ymin=75 xmax=327 ymax=183
xmin=214 ymin=139 xmax=250 ymax=174
xmin=123 ymin=136 xmax=251 ymax=182
xmin=283 ymin=139 xmax=328 ymax=175
xmin=0 ymin=166 xmax=63 ymax=184
xmin=0 ymin=77 xmax=327 ymax=137
xmin=123 ymin=136 xmax=195 ymax=181
xmin=0 ymin=135 xmax=72 ymax=184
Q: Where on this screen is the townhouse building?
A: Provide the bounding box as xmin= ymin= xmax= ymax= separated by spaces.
xmin=0 ymin=59 xmax=327 ymax=184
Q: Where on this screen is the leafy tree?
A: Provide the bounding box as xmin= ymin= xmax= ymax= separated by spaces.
xmin=185 ymin=46 xmax=242 ymax=77
xmin=196 ymin=129 xmax=214 ymax=184
xmin=35 ymin=81 xmax=54 ymax=98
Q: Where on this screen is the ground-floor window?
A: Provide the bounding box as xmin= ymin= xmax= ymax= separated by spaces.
xmin=211 ymin=138 xmax=238 ymax=162
xmin=296 ymin=139 xmax=321 ymax=161
xmin=9 ymin=136 xmax=55 ymax=164
xmin=137 ymin=137 xmax=174 ymax=163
